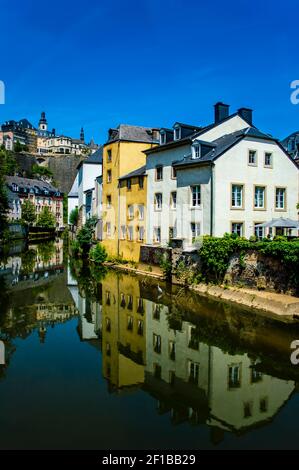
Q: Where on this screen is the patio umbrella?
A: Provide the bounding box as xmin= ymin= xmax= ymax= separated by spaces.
xmin=255 ymin=218 xmax=299 ymax=228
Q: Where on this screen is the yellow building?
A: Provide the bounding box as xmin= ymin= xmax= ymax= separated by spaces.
xmin=101 ymin=271 xmax=146 ymax=391
xmin=101 ymin=125 xmax=159 ymax=261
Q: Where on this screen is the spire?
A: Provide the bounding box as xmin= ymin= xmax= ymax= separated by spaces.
xmin=80 ymin=127 xmax=85 ymax=142
xmin=39 ymin=111 xmax=48 ymax=131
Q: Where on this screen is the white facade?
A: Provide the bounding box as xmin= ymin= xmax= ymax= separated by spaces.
xmin=146 ymin=114 xmax=299 ymax=247
xmin=77 ymin=155 xmax=102 ymax=227
xmin=67 ymin=173 xmax=79 ymax=224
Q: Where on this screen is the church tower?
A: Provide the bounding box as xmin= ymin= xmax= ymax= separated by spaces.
xmin=39 ymin=111 xmax=48 ymax=131
xmin=80 ymin=127 xmax=85 ymax=142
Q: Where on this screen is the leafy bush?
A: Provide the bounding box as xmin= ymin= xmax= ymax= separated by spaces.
xmin=37 ymin=206 xmax=56 ymax=228
xmin=159 ymin=251 xmax=172 ymax=281
xmin=89 ymin=244 xmax=107 ymax=264
xmin=69 ymin=207 xmax=79 ymax=226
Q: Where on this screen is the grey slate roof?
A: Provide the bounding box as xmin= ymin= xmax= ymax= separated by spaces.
xmin=68 ymin=176 xmax=79 ymax=198
xmin=173 ymin=127 xmax=277 ymax=168
xmin=5 ymin=175 xmax=61 ymax=194
xmin=107 ymin=124 xmax=159 ymax=144
xmin=84 ymin=145 xmax=103 ymax=164
xmin=119 ymin=165 xmax=146 ymax=181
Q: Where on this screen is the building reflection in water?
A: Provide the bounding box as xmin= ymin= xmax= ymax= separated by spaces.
xmin=68 ymin=268 xmax=297 ymax=441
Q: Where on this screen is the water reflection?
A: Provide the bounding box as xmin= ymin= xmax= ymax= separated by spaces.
xmin=1 ymin=245 xmax=299 ymax=448
xmin=68 ymin=263 xmax=299 ymax=440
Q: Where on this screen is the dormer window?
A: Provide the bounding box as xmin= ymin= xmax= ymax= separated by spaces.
xmin=192 ymin=143 xmax=201 ymax=159
xmin=160 ymin=131 xmax=166 ymax=145
xmin=12 ymin=183 xmax=18 ymax=192
xmin=174 ymin=125 xmax=181 ymax=141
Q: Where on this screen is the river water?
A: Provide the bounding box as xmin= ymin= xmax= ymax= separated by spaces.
xmin=1 ymin=239 xmax=299 ymax=450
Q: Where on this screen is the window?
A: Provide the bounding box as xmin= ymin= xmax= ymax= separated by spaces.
xmin=153 ymin=304 xmax=161 ymax=320
xmin=169 ymin=341 xmax=176 ymax=361
xmin=128 ymin=226 xmax=133 ymax=241
xmin=138 ymin=204 xmax=144 ymax=220
xmin=191 ymin=185 xmax=201 ymax=207
xmin=155 ymin=193 xmax=162 ymax=210
xmin=174 ymin=126 xmax=181 ymax=140
xmin=154 ymin=227 xmax=161 ymax=243
xmin=191 ymin=222 xmax=200 ymax=241
xmin=106 ymin=343 xmax=111 ymax=356
xmin=275 ymin=187 xmax=286 ymax=209
xmin=251 ymin=368 xmax=263 ymax=383
xmin=188 ymin=326 xmax=199 ymax=350
xmin=107 ymin=169 xmax=112 ymax=183
xmin=192 ymin=144 xmax=200 ymax=159
xmin=160 ymin=131 xmax=166 ymax=145
xmin=264 ymin=152 xmax=272 ymax=167
xmin=120 ymin=293 xmax=126 ymax=308
xmin=260 ymin=397 xmax=268 ymax=413
xmin=231 ymin=222 xmax=243 ymax=237
xmin=189 ymin=361 xmax=199 ymax=384
xmin=137 ymin=297 xmax=144 ymax=314
xmin=243 ymin=402 xmax=252 ymax=418
xmin=107 ymin=195 xmax=111 ymax=208
xmin=106 ymin=222 xmax=111 ymax=237
xmin=228 ymin=364 xmax=241 ymax=389
xmin=137 ymin=320 xmax=144 ymax=336
xmin=128 ymin=205 xmax=134 ymax=220
xmin=153 ymin=334 xmax=161 ymax=353
xmin=120 ymin=225 xmax=126 ymax=239
xmin=138 ymin=226 xmax=145 ymax=241
xmin=171 ymin=166 xmax=177 ymax=179
xmin=127 ymin=315 xmax=133 ymax=331
xmin=254 ymin=186 xmax=265 ymax=209
xmin=248 ymin=150 xmax=257 ymax=165
xmin=156 ymin=166 xmax=163 ymax=181
xmin=107 ymin=149 xmax=112 ymax=162
xmin=127 ymin=178 xmax=131 ymax=190
xmin=254 ymin=223 xmax=264 ymax=240
xmin=168 ymin=192 xmax=177 ymax=211
xmin=138 ymin=176 xmax=144 ymax=189
xmin=169 ymin=225 xmax=177 ymax=240
xmin=154 ymin=363 xmax=161 ymax=379
xmin=231 ymin=184 xmax=243 ymax=208
xmin=105 ymin=317 xmax=111 ymax=331
xmin=127 ymin=295 xmax=133 ymax=310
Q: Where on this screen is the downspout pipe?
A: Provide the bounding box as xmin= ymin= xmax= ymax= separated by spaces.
xmin=210 ymin=163 xmax=215 ymax=236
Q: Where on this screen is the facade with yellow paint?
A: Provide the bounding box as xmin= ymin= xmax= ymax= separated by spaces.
xmin=101 ymin=125 xmax=159 ymax=261
xmin=101 ymin=271 xmax=147 ymax=390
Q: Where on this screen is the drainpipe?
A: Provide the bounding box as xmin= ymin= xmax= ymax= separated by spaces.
xmin=117 ymin=141 xmax=121 ymax=257
xmin=210 ymin=164 xmax=214 ymax=236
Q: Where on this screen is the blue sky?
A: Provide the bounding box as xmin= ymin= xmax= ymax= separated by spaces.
xmin=0 ymin=0 xmax=298 ymax=143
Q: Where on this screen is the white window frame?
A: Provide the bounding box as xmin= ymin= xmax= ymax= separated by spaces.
xmin=128 ymin=225 xmax=134 ymax=241
xmin=154 ymin=226 xmax=161 ymax=243
xmin=155 ymin=193 xmax=162 ymax=211
xmin=264 ymin=152 xmax=272 ymax=167
xmin=138 ymin=204 xmax=144 ymax=220
xmin=248 ymin=149 xmax=257 ymax=166
xmin=155 ymin=166 xmax=163 ymax=181
xmin=275 ymin=187 xmax=286 ymax=210
xmin=128 ymin=204 xmax=134 ymax=220
xmin=170 ymin=191 xmax=177 ymax=209
xmin=231 ymin=184 xmax=243 ymax=208
xmin=254 ymin=186 xmax=265 ymax=209
xmin=138 ymin=226 xmax=145 ymax=241
xmin=174 ymin=125 xmax=181 ymax=141
xmin=231 ymin=222 xmax=243 ymax=237
xmin=191 ymin=185 xmax=201 ymax=207
xmin=191 ymin=222 xmax=200 ymax=241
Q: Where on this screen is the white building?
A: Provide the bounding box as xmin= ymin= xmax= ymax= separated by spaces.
xmin=67 ymin=173 xmax=79 ymax=225
xmin=145 ymin=103 xmax=299 ymax=248
xmin=76 ymin=146 xmax=103 ymax=228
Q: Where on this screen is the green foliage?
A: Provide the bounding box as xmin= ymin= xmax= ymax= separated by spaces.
xmin=14 ymin=140 xmax=28 ymax=153
xmin=21 ymin=249 xmax=37 ymax=274
xmin=0 ymin=171 xmax=8 ymax=235
xmin=0 ymin=148 xmax=19 ymax=175
xmin=31 ymin=164 xmax=53 ymax=180
xmin=21 ymin=199 xmax=36 ymax=226
xmin=159 ymin=251 xmax=172 ymax=281
xmin=37 ymin=206 xmax=56 ymax=228
xmin=76 ymin=225 xmax=93 ymax=252
xmin=37 ymin=241 xmax=55 ymax=263
xmin=89 ymin=243 xmax=107 ymax=264
xmin=63 ymin=194 xmax=68 ymax=225
xmin=198 ymin=235 xmax=299 ymax=289
xmin=175 ymin=260 xmax=194 ymax=285
xmin=69 ymin=207 xmax=79 ymax=226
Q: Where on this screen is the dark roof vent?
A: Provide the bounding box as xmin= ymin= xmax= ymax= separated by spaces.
xmin=238 ymin=107 xmax=253 ymax=126
xmin=214 ymin=102 xmax=230 ymax=123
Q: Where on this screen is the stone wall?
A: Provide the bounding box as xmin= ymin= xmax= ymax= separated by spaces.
xmin=140 ymin=245 xmax=171 ymax=265
xmin=172 ymin=248 xmax=298 ymax=296
xmin=14 ymin=152 xmax=83 ymax=194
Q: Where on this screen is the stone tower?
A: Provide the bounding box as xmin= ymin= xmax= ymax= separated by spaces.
xmin=39 ymin=111 xmax=48 ymax=131
xmin=80 ymin=127 xmax=85 ymax=142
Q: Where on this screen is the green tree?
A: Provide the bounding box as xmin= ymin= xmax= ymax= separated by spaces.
xmin=14 ymin=140 xmax=23 ymax=153
xmin=0 ymin=172 xmax=8 ymax=235
xmin=69 ymin=207 xmax=79 ymax=226
xmin=21 ymin=199 xmax=36 ymax=226
xmin=37 ymin=206 xmax=56 ymax=228
xmin=0 ymin=148 xmax=18 ymax=175
xmin=63 ymin=194 xmax=68 ymax=225
xmin=31 ymin=164 xmax=53 ymax=181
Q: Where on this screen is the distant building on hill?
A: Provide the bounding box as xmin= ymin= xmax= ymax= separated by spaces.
xmin=0 ymin=112 xmax=99 ymax=156
xmin=5 ymin=175 xmax=64 ymax=228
